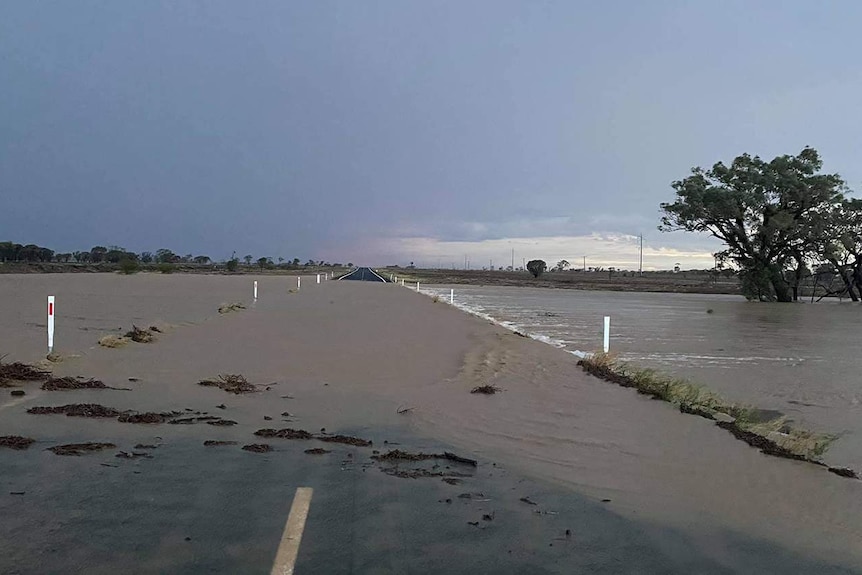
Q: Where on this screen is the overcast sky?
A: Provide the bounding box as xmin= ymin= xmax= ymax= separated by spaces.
xmin=2 ymin=1 xmax=861 ymax=270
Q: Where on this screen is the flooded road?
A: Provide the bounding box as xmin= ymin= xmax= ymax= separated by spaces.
xmin=422 ymin=285 xmax=862 ymax=468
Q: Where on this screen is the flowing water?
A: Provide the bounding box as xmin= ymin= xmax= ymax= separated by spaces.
xmin=421 ymin=285 xmax=862 ymax=469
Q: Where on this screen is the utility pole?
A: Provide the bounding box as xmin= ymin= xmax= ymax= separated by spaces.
xmin=511 ymin=248 xmax=514 ymax=271
xmin=639 ymin=234 xmax=643 ymax=276
xmin=490 ymin=259 xmax=493 ymax=270
xmin=583 ymin=256 xmax=586 ymax=272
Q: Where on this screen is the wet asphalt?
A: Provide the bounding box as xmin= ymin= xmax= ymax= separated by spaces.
xmin=1 ymin=421 xmax=858 ymax=575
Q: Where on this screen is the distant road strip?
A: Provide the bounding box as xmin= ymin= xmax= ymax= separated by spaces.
xmin=337 ymin=267 xmax=388 ymax=282
xmin=270 ymin=487 xmax=313 ymax=575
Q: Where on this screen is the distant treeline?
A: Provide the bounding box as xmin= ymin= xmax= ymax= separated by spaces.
xmin=0 ymin=242 xmax=352 ymax=270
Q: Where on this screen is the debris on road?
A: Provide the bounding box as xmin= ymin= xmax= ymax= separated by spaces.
xmin=29 ymin=404 xmax=121 ymax=418
xmin=317 ymin=434 xmax=372 ymax=447
xmin=371 ymin=449 xmax=476 ymax=466
xmin=198 ymin=374 xmax=257 ymax=394
xmin=255 ymin=428 xmax=314 ymax=440
xmin=48 ymin=442 xmax=116 ymax=456
xmin=304 ymin=448 xmax=331 ymax=455
xmin=204 ymin=440 xmax=237 ymax=446
xmin=0 ymin=436 xmax=35 ymax=450
xmin=218 ymin=302 xmax=246 ymax=314
xmin=42 ymin=377 xmax=109 ymax=391
xmin=125 ymin=325 xmax=156 ymax=343
xmin=0 ymin=360 xmax=50 ymax=385
xmin=470 ymin=384 xmax=501 ymax=395
xmin=242 ymin=443 xmax=272 ymax=453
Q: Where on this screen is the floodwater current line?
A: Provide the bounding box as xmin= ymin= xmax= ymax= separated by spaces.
xmin=270 ymin=487 xmax=314 ymax=575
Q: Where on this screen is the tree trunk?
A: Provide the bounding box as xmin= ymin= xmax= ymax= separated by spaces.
xmin=829 ymin=259 xmax=860 ymax=302
xmin=768 ymin=265 xmax=793 ymax=302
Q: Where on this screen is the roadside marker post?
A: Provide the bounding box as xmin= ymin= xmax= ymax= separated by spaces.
xmin=47 ymin=296 xmax=55 ymax=354
xmin=450 ymin=289 xmax=454 ymax=304
xmin=317 ymin=274 xmax=320 ymax=284
xmin=401 ymin=279 xmax=405 ymax=286
xmin=297 ymin=277 xmax=301 ymax=291
xmin=603 ymin=316 xmax=610 ymax=353
xmin=416 ymin=282 xmax=420 ymax=291
xmin=254 ymin=281 xmax=258 ymax=300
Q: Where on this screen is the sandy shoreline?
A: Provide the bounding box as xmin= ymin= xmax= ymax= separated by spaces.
xmin=1 ymin=274 xmax=861 ymax=570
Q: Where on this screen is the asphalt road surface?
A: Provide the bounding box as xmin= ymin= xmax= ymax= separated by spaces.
xmin=337 ymin=268 xmax=388 ymax=282
xmin=1 ymin=422 xmax=857 ymax=574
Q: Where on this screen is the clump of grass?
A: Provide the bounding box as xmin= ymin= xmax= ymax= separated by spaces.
xmin=198 ymin=373 xmax=257 ymax=394
xmin=432 ymin=295 xmax=440 ymax=303
xmin=579 ymin=352 xmax=838 ymax=463
xmin=218 ymin=302 xmax=246 ymax=314
xmin=98 ymin=335 xmax=130 ymax=348
xmin=470 ymin=384 xmax=501 ymax=395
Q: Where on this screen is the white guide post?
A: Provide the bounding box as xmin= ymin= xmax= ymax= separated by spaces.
xmin=254 ymin=281 xmax=258 ymax=300
xmin=416 ymin=282 xmax=420 ymax=291
xmin=401 ymin=279 xmax=405 ymax=286
xmin=603 ymin=316 xmax=610 ymax=353
xmin=316 ymin=274 xmax=320 ymax=284
xmin=450 ymin=289 xmax=454 ymax=304
xmin=297 ymin=277 xmax=301 ymax=291
xmin=47 ymin=296 xmax=55 ymax=354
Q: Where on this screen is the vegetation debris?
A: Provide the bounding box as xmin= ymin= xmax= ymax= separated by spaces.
xmin=470 ymin=384 xmax=501 ymax=395
xmin=828 ymin=467 xmax=859 ymax=479
xmin=124 ymin=325 xmax=156 ymax=343
xmin=118 ymin=412 xmax=177 ymax=424
xmin=198 ymin=374 xmax=257 ymax=394
xmin=371 ymin=450 xmax=476 ymax=466
xmin=28 ymin=404 xmax=122 ymax=418
xmin=304 ymin=448 xmax=330 ymax=455
xmin=317 ymin=434 xmax=372 ymax=447
xmin=48 ymin=442 xmax=116 ymax=456
xmin=218 ymin=302 xmax=246 ymax=314
xmin=207 ymin=419 xmax=237 ymax=426
xmin=519 ymin=497 xmax=538 ymax=506
xmin=204 ymin=440 xmax=237 ymax=446
xmin=134 ymin=444 xmax=159 ymax=449
xmin=41 ymin=377 xmax=109 ymax=391
xmin=255 ymin=428 xmax=314 ymax=440
xmin=0 ymin=359 xmax=50 ymax=386
xmin=98 ymin=335 xmax=129 ymax=348
xmin=0 ymin=435 xmax=35 ymax=450
xmin=254 ymin=427 xmax=372 ymax=446
xmin=242 ymin=443 xmax=272 ymax=453
xmin=10 ymin=390 xmax=25 ymax=396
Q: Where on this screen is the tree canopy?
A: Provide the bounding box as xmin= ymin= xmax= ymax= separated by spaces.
xmin=660 ymin=147 xmax=857 ymax=301
xmin=526 ymin=259 xmax=547 ymax=278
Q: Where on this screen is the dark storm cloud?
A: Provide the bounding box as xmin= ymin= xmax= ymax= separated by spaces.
xmin=2 ymin=1 xmax=861 ymax=265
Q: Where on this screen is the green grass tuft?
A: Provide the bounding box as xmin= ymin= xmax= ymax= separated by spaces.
xmin=579 ymin=353 xmax=837 ymax=462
